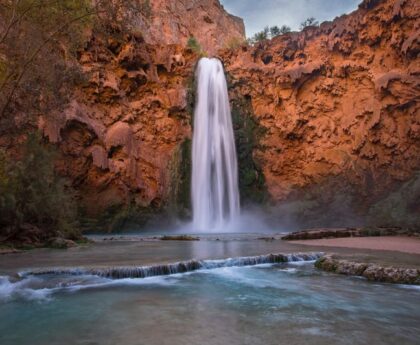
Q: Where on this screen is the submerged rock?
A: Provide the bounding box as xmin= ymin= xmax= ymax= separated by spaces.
xmin=160 ymin=235 xmax=200 ymax=241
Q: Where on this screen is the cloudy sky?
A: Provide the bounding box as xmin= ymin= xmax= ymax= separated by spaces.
xmin=220 ymin=0 xmax=361 ymax=37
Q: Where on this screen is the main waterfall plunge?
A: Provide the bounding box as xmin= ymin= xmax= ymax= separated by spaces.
xmin=192 ymin=58 xmax=240 ymax=231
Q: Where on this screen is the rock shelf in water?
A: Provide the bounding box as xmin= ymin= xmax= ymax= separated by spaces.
xmin=19 ymin=252 xmax=323 ymax=280
xmin=316 ymin=255 xmax=420 ymax=285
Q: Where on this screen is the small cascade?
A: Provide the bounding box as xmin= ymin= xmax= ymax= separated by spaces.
xmin=192 ymin=57 xmax=240 ymax=231
xmin=20 ymin=252 xmax=324 ymax=280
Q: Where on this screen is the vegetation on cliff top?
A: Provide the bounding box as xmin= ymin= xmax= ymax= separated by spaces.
xmin=249 ymin=17 xmax=319 ymax=44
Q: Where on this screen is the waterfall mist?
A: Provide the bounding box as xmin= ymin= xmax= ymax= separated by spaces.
xmin=192 ymin=58 xmax=240 ymax=232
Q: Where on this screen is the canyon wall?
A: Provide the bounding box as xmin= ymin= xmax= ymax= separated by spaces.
xmin=36 ymin=0 xmax=419 ymax=229
xmin=222 ymin=0 xmax=420 ymax=227
xmin=36 ymin=0 xmax=244 ymax=227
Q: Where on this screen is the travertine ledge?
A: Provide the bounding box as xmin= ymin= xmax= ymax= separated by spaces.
xmin=315 ymin=255 xmax=420 ymax=285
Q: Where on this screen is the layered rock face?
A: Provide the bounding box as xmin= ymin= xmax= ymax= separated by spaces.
xmin=222 ymin=0 xmax=420 ymax=226
xmin=38 ymin=0 xmax=418 ymax=228
xmin=38 ymin=1 xmax=244 ymax=221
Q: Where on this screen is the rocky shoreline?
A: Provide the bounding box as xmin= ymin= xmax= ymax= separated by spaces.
xmin=315 ymin=255 xmax=420 ymax=285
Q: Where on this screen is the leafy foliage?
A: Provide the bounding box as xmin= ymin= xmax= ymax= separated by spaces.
xmin=269 ymin=26 xmax=281 ymax=37
xmin=249 ymin=17 xmax=318 ymax=44
xmin=0 ymin=133 xmax=79 ymax=242
xmin=187 ymin=36 xmax=205 ymax=56
xmin=251 ymin=26 xmax=270 ymax=43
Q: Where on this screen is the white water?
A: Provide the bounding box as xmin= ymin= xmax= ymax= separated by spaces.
xmin=0 ymin=253 xmax=323 ymax=302
xmin=192 ymin=58 xmax=240 ymax=231
xmin=18 ymin=252 xmax=323 ymax=280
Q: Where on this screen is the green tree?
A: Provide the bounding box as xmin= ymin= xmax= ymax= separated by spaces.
xmin=300 ymin=17 xmax=319 ymax=30
xmin=269 ymin=26 xmax=281 ymax=37
xmin=249 ymin=25 xmax=292 ymax=44
xmin=279 ymin=25 xmax=292 ymax=34
xmin=253 ymin=26 xmax=270 ymax=42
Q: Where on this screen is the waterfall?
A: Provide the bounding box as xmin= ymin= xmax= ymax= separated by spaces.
xmin=192 ymin=58 xmax=240 ymax=231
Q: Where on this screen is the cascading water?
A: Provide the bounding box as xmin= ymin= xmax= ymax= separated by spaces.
xmin=192 ymin=57 xmax=240 ymax=231
xmin=19 ymin=253 xmax=324 ymax=279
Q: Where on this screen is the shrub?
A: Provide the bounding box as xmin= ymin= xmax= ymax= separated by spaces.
xmin=187 ymin=36 xmax=202 ymax=54
xmin=0 ymin=133 xmax=79 ymax=242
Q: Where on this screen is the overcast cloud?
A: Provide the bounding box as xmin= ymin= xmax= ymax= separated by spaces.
xmin=220 ymin=0 xmax=361 ymax=37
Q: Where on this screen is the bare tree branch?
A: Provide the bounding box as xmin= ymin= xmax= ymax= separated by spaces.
xmin=0 ymin=9 xmax=99 ymax=118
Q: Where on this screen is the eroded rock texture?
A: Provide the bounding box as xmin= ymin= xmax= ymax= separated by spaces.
xmin=222 ymin=0 xmax=420 ymax=227
xmin=35 ymin=0 xmax=418 ymax=228
xmin=39 ymin=39 xmax=195 ymax=220
xmin=34 ymin=1 xmax=245 ymax=224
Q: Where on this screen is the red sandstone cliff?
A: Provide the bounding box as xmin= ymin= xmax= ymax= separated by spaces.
xmin=35 ymin=0 xmax=419 ymax=227
xmin=112 ymin=0 xmax=245 ymax=54
xmin=143 ymin=0 xmax=245 ymax=54
xmin=221 ymin=0 xmax=420 ymax=226
xmin=37 ymin=0 xmax=244 ymax=222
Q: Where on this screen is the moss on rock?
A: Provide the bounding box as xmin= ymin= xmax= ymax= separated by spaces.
xmin=231 ymin=96 xmax=268 ymax=205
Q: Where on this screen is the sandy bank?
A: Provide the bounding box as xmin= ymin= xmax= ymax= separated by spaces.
xmin=291 ymin=236 xmax=420 ymax=255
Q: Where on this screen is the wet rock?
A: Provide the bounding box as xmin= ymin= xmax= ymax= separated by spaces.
xmin=316 ymin=255 xmax=420 ymax=285
xmin=160 ymin=235 xmax=200 ymax=241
